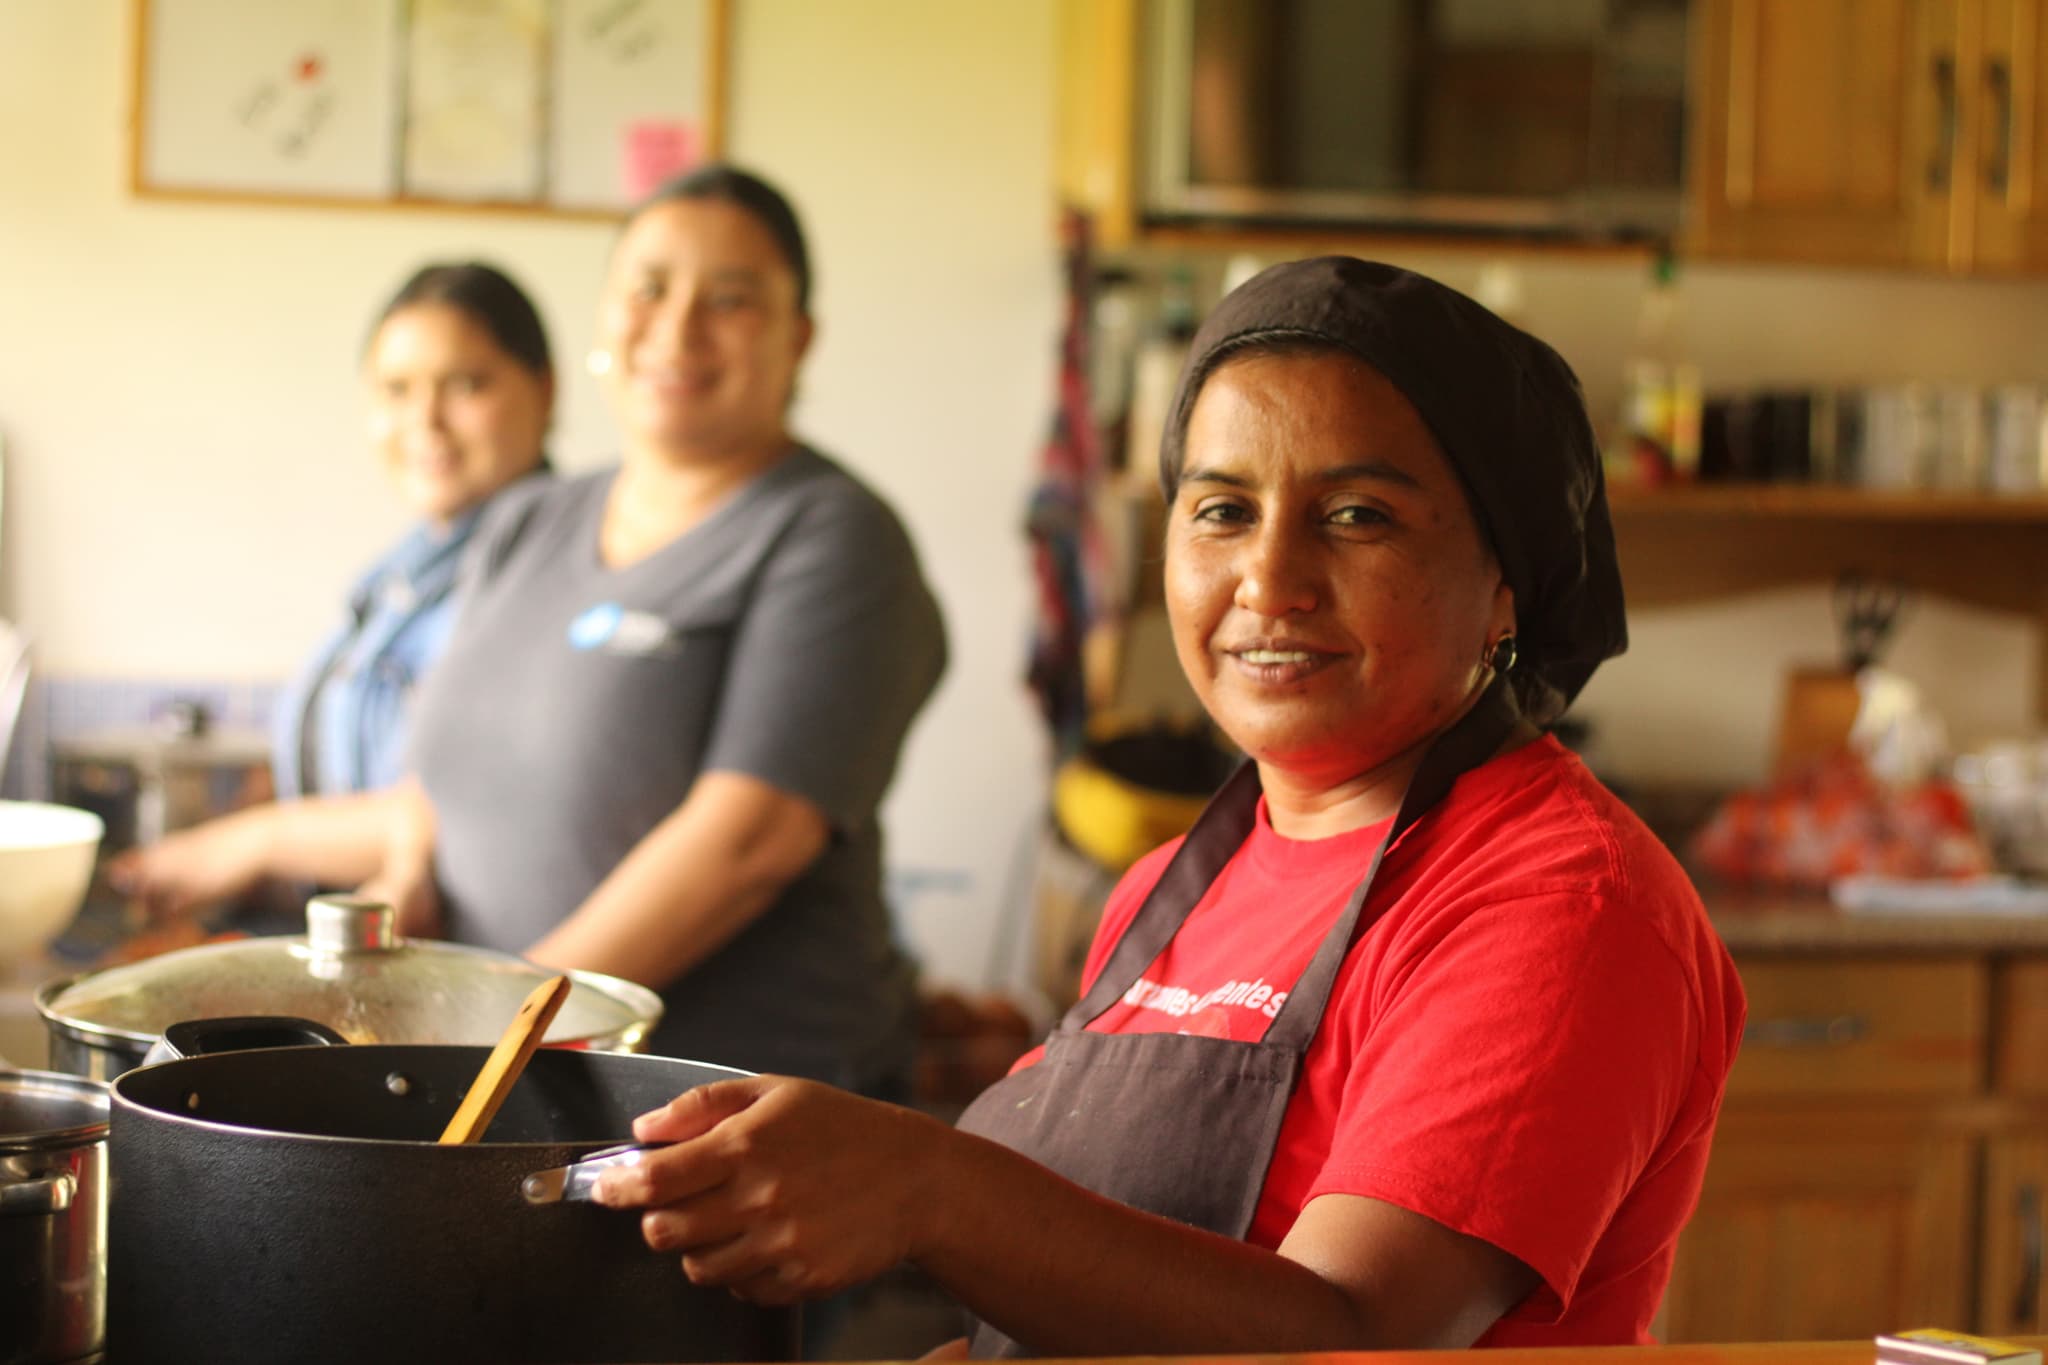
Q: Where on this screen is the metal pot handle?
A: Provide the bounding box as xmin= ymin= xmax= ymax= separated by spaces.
xmin=521 ymin=1143 xmax=670 ymax=1205
xmin=149 ymin=1015 xmax=350 ymax=1064
xmin=0 ymin=1171 xmax=75 ymax=1217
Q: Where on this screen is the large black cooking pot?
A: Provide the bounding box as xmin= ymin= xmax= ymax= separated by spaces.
xmin=108 ymin=1041 xmax=798 ymax=1365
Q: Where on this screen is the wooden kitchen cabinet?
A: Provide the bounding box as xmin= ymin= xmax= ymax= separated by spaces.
xmin=1724 ymin=957 xmax=1984 ymax=1098
xmin=1979 ymin=1134 xmax=2048 ymax=1335
xmin=1664 ymin=953 xmax=1982 ymax=1342
xmin=1662 ymin=1105 xmax=1976 ymax=1342
xmin=1054 ymin=0 xmax=1141 ymax=250
xmin=1666 ymin=946 xmax=2048 ymax=1343
xmin=1995 ymin=958 xmax=2048 ymax=1092
xmin=1980 ymin=957 xmax=2048 ymax=1334
xmin=1975 ymin=0 xmax=2048 ymax=269
xmin=1693 ymin=0 xmax=2048 ymax=272
xmin=1689 ymin=0 xmax=1955 ymax=268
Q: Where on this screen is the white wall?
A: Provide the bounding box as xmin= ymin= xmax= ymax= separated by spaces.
xmin=0 ymin=0 xmax=1057 ymax=989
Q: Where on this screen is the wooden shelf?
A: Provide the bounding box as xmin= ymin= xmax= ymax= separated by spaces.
xmin=1609 ymin=482 xmax=2048 ymax=718
xmin=1127 ymin=222 xmax=1660 ymax=264
xmin=1609 ymin=484 xmax=2048 ymax=523
xmin=1611 ymin=485 xmax=2048 ymax=614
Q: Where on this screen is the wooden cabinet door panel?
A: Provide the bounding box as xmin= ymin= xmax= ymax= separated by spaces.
xmin=1981 ymin=1134 xmax=2048 ymax=1336
xmin=1994 ymin=958 xmax=2048 ymax=1094
xmin=1662 ymin=1106 xmax=1974 ymax=1343
xmin=1690 ymin=0 xmax=1958 ymax=266
xmin=1975 ymin=0 xmax=2048 ymax=269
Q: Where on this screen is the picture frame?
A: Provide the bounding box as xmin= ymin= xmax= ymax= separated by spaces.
xmin=128 ymin=0 xmax=729 ymax=219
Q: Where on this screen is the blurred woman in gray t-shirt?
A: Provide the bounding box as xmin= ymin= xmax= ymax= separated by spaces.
xmin=124 ymin=165 xmax=946 ymax=1095
xmin=395 ymin=165 xmax=945 ymax=1090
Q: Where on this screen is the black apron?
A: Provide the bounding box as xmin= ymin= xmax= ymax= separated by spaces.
xmin=953 ymin=676 xmax=1521 ymax=1357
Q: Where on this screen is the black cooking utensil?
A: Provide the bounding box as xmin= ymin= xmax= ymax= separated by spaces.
xmin=1833 ymin=571 xmax=1906 ymax=671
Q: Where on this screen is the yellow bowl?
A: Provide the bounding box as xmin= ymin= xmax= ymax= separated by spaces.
xmin=1053 ymin=756 xmax=1213 ymax=872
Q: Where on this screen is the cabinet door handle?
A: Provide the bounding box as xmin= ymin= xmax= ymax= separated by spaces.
xmin=2015 ymin=1182 xmax=2043 ymax=1330
xmin=1931 ymin=53 xmax=1959 ymax=192
xmin=1742 ymin=1013 xmax=1869 ymax=1047
xmin=1988 ymin=57 xmax=2015 ymax=195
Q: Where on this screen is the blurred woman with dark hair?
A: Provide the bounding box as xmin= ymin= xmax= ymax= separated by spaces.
xmin=281 ymin=261 xmax=556 ymax=799
xmin=114 ymin=260 xmax=552 ymax=890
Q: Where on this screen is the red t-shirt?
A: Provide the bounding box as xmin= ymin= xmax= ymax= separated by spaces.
xmin=1014 ymin=736 xmax=1745 ymax=1347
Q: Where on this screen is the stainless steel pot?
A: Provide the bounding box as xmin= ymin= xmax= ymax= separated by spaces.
xmin=36 ymin=895 xmax=664 ymax=1080
xmin=1 ymin=1067 xmax=108 ymax=1365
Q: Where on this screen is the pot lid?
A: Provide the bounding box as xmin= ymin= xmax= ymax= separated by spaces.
xmin=0 ymin=1067 xmax=108 ymax=1152
xmin=40 ymin=896 xmax=661 ymax=1050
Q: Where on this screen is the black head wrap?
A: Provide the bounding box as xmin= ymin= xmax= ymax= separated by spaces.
xmin=1159 ymin=256 xmax=1626 ymax=721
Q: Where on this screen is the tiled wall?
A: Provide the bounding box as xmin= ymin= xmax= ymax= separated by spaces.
xmin=4 ymin=677 xmax=976 ymax=961
xmin=4 ymin=676 xmax=280 ymax=801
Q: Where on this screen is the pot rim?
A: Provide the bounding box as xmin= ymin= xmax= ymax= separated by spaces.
xmin=108 ymin=1044 xmax=748 ymax=1149
xmin=34 ymin=977 xmax=153 ymax=1049
xmin=1 ymin=1064 xmax=111 ymax=1151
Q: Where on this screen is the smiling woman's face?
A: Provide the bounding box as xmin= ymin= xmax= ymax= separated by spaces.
xmin=1164 ymin=348 xmax=1513 ymax=792
xmin=597 ymin=198 xmax=812 ymax=462
xmin=365 ymin=302 xmax=551 ymax=525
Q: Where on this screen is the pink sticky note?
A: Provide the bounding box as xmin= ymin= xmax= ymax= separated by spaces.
xmin=622 ymin=120 xmax=700 ymax=201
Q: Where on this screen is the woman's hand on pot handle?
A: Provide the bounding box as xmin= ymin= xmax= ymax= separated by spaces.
xmin=592 ymin=1075 xmax=948 ymax=1305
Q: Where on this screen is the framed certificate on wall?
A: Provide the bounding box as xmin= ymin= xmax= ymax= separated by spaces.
xmin=129 ymin=0 xmax=728 ymax=217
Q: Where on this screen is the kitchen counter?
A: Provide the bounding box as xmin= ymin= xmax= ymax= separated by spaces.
xmin=87 ymin=1324 xmax=2048 ymax=1363
xmin=1107 ymin=1348 xmax=2028 ymax=1364
xmin=774 ymin=1343 xmax=2044 ymax=1363
xmin=1706 ymin=886 xmax=2048 ymax=952
xmin=1181 ymin=1350 xmax=2019 ymax=1364
xmin=108 ymin=1343 xmax=2041 ymax=1365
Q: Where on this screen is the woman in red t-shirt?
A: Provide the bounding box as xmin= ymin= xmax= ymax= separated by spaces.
xmin=592 ymin=257 xmax=1745 ymax=1356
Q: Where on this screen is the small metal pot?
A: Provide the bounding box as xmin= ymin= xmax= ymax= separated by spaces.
xmin=1 ymin=1067 xmax=109 ymax=1365
xmin=36 ymin=895 xmax=663 ymax=1080
xmin=108 ymin=1037 xmax=795 ymax=1364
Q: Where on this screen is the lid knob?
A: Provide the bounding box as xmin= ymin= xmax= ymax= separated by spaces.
xmin=305 ymin=895 xmax=399 ymax=956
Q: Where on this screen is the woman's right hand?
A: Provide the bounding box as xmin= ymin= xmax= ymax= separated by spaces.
xmin=105 ymin=808 xmax=274 ymax=918
xmin=593 ymin=1074 xmax=950 ymax=1305
xmin=356 ymin=777 xmax=443 ymax=937
xmin=355 ymin=865 xmax=443 ymax=938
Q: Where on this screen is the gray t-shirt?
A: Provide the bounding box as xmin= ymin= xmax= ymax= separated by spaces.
xmin=407 ymin=447 xmax=946 ymax=1088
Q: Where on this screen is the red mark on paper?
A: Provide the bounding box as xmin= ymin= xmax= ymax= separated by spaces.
xmin=295 ymin=53 xmax=324 ymax=83
xmin=622 ymin=120 xmax=699 ymax=201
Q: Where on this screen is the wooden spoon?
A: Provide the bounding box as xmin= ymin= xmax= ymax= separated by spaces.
xmin=437 ymin=974 xmax=572 ymax=1145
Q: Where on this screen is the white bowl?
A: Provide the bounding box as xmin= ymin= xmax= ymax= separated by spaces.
xmin=0 ymin=801 xmax=103 ymax=965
